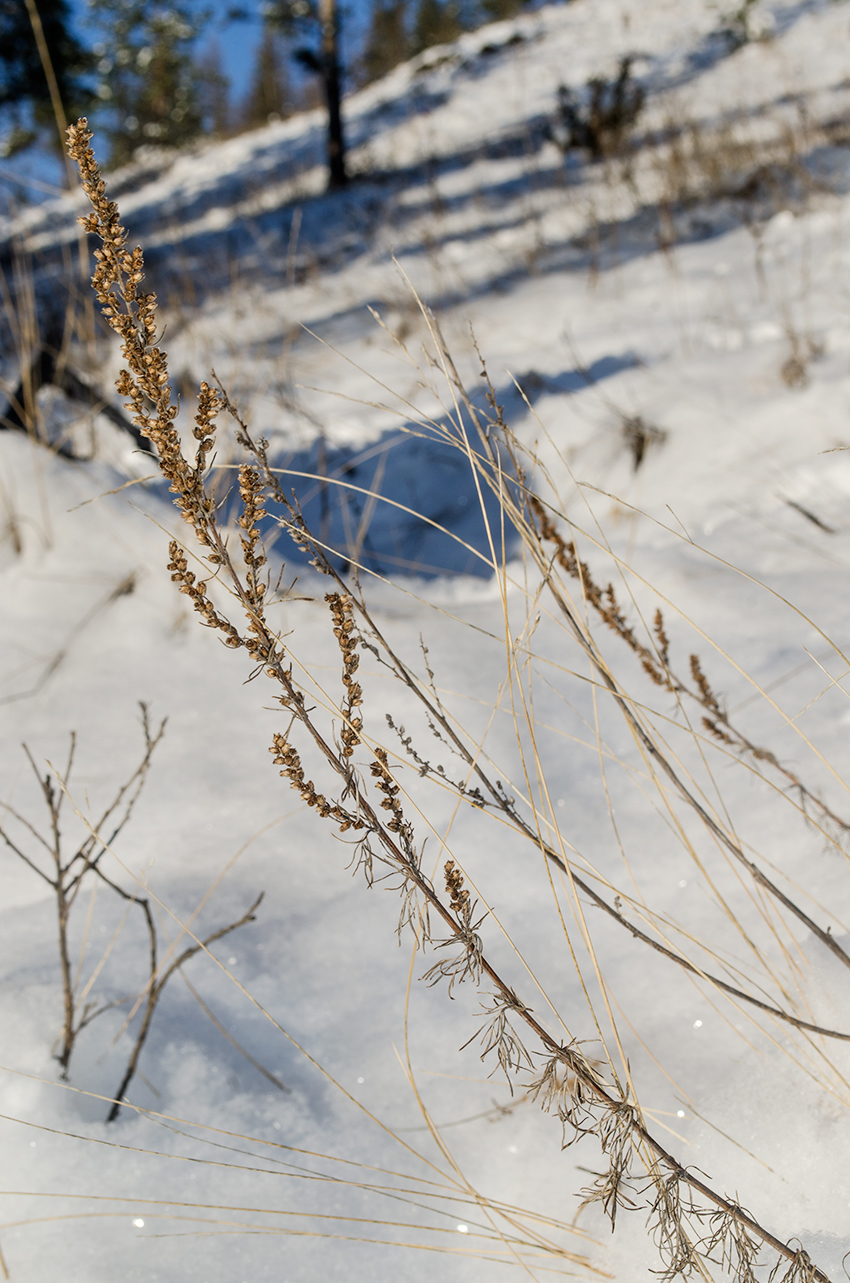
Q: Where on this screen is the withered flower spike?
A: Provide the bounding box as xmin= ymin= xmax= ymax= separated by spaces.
xmin=326 ymin=593 xmax=363 ymax=759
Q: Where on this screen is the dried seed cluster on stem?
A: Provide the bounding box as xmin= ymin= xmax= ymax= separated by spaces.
xmin=66 ymin=118 xmax=835 ymax=1283
xmin=528 ymin=489 xmax=849 ymax=835
xmin=326 ymin=591 xmax=363 ymax=757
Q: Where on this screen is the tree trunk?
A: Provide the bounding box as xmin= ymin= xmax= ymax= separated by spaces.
xmin=319 ymin=0 xmax=347 ymax=189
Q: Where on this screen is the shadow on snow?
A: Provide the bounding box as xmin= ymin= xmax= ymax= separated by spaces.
xmin=222 ymin=352 xmax=636 ymax=581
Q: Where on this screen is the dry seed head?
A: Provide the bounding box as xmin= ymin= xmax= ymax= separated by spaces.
xmin=68 ymin=119 xmax=216 ymax=544
xmin=225 ymin=464 xmax=283 ymax=666
xmin=444 ymin=858 xmax=471 ymax=922
xmin=703 ymin=716 xmax=734 ymax=746
xmin=653 ymin=608 xmax=670 ymax=667
xmin=270 ymin=733 xmax=364 ymax=832
xmin=326 ymin=593 xmax=363 ymax=757
xmin=369 ymin=747 xmax=410 ymax=835
xmin=167 ymin=541 xmax=241 ymax=647
xmin=192 ymin=382 xmax=221 ymax=475
xmin=690 ymin=653 xmax=721 ymax=716
xmin=528 ymin=496 xmax=672 ymax=690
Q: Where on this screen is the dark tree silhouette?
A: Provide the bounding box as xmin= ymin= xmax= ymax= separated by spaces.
xmin=86 ymin=0 xmax=208 ymax=167
xmin=0 ymin=0 xmax=92 ymax=154
xmin=265 ymin=0 xmax=348 ymax=189
xmin=361 ymin=0 xmax=409 ymax=86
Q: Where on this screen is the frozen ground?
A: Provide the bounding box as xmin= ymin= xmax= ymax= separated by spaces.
xmin=3 ymin=0 xmax=850 ymax=1279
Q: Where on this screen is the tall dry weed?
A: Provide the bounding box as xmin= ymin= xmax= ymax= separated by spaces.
xmin=52 ymin=114 xmax=850 ymax=1282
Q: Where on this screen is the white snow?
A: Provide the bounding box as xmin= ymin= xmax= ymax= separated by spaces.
xmin=3 ymin=1 xmax=850 ymax=1279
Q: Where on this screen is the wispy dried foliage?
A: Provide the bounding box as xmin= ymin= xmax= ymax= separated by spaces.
xmin=527 ymin=489 xmax=850 ymax=839
xmin=0 ymin=706 xmax=261 ymax=1120
xmin=65 ymin=117 xmax=837 ymax=1282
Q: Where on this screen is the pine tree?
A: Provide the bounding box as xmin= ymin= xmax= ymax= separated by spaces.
xmin=241 ymin=28 xmax=292 ymax=129
xmin=0 ymin=0 xmax=92 ymax=153
xmin=197 ymin=40 xmax=231 ymax=137
xmin=411 ymin=0 xmax=463 ymax=55
xmin=360 ymin=0 xmax=409 ymax=85
xmin=478 ymin=0 xmax=526 ymax=20
xmin=88 ymin=0 xmax=207 ymax=167
xmin=265 ymin=0 xmax=347 ymax=189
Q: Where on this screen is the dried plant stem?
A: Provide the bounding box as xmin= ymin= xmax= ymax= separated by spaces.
xmin=270 ymin=730 xmax=827 ymax=1280
xmin=55 ymin=875 xmax=75 ymax=1072
xmin=226 ymin=415 xmax=836 ymax=1281
xmin=23 ymin=0 xmax=73 ymax=183
xmin=378 ymin=594 xmax=850 ymax=1040
xmin=546 ymin=561 xmax=850 ymax=968
xmin=105 ymin=892 xmax=264 ymax=1122
xmin=0 ymin=718 xmax=162 ymax=1076
xmin=0 ymin=706 xmax=262 ymax=1121
xmin=65 ymin=117 xmax=832 ymax=1280
xmin=302 ymin=729 xmax=827 ymax=1278
xmin=206 ymin=342 xmax=832 ymax=1282
xmin=235 ymin=466 xmax=850 ymax=1045
xmin=526 ymin=490 xmax=850 ymax=839
xmin=180 ymin=971 xmax=290 ymax=1093
xmin=423 ymin=322 xmax=850 ymax=977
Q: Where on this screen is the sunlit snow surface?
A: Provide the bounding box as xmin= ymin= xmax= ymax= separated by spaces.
xmin=3 ymin=1 xmax=850 ymax=1279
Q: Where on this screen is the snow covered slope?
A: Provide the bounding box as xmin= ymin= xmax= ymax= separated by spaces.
xmin=4 ymin=2 xmax=850 ymax=1280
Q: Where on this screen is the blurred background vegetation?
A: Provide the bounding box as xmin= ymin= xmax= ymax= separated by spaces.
xmin=1 ymin=0 xmax=536 ymax=191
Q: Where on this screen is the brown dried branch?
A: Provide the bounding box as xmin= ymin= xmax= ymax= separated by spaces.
xmin=106 ymin=893 xmax=264 ymax=1122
